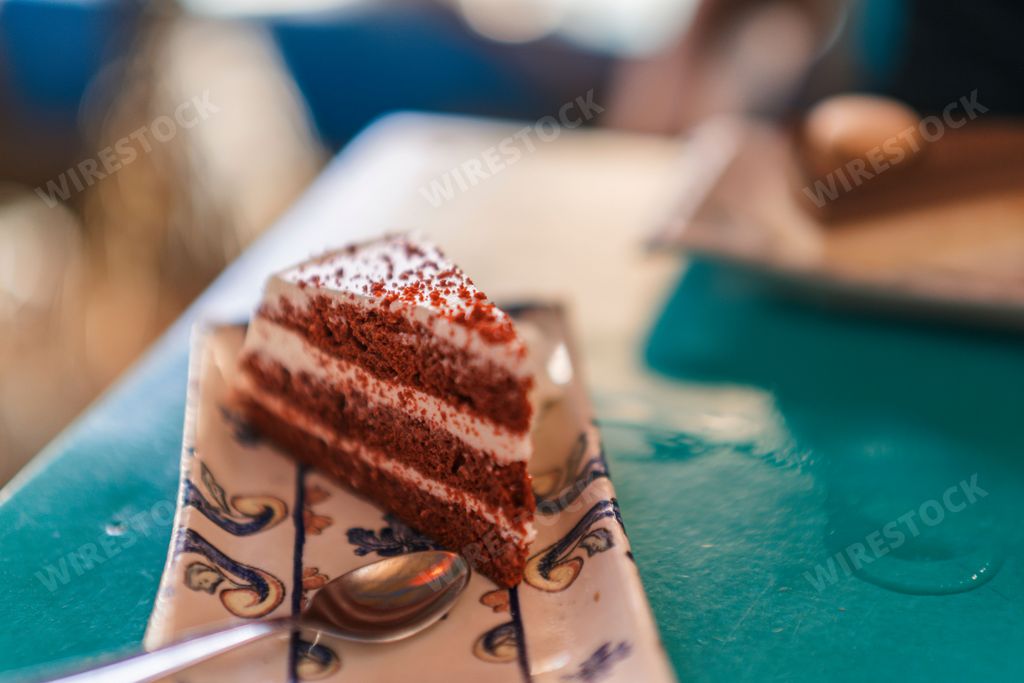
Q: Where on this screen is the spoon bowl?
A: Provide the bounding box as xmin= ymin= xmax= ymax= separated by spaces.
xmin=303 ymin=551 xmax=470 ymax=642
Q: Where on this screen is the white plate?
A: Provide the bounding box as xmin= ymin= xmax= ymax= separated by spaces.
xmin=145 ymin=305 xmax=674 ymax=682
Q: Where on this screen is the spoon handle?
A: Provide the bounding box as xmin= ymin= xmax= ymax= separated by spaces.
xmin=47 ymin=617 xmax=294 ymax=683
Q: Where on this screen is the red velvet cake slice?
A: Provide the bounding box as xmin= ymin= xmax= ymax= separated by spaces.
xmin=234 ymin=235 xmax=536 ymax=586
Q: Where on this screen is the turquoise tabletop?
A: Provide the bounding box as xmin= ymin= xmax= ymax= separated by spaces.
xmin=3 ymin=116 xmax=1023 ymax=682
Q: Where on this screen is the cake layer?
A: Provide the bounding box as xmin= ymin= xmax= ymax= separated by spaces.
xmin=239 ymin=398 xmax=531 ymax=587
xmin=238 ymin=353 xmax=534 ymax=515
xmin=242 ymin=316 xmax=531 ymax=463
xmin=262 ymin=292 xmax=533 ymax=433
xmin=236 ymin=378 xmax=533 ymax=542
xmin=270 ymin=236 xmax=529 ymax=375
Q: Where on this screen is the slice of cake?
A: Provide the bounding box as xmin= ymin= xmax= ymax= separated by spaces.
xmin=234 ymin=235 xmax=536 ymax=586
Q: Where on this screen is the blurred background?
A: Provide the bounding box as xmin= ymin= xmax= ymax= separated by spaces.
xmin=1 ymin=0 xmax=1022 ymax=483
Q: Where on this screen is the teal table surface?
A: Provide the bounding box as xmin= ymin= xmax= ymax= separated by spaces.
xmin=4 ymin=121 xmax=1024 ymax=682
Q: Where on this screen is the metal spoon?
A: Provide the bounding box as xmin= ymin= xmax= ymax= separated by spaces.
xmin=50 ymin=551 xmax=470 ymax=683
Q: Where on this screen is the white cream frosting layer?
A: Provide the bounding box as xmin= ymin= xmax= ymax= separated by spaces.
xmin=237 ymin=377 xmax=535 ymax=544
xmin=242 ymin=316 xmax=531 ymax=463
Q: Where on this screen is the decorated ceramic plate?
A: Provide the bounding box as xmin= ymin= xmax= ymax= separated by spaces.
xmin=144 ymin=304 xmax=674 ymax=683
xmin=652 ymin=118 xmax=1024 ymax=330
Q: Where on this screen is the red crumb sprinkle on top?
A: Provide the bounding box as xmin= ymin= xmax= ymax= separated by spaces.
xmin=282 ymin=235 xmax=518 ymax=344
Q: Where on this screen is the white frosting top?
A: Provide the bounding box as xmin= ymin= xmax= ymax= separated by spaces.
xmin=266 ymin=235 xmax=529 ymax=376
